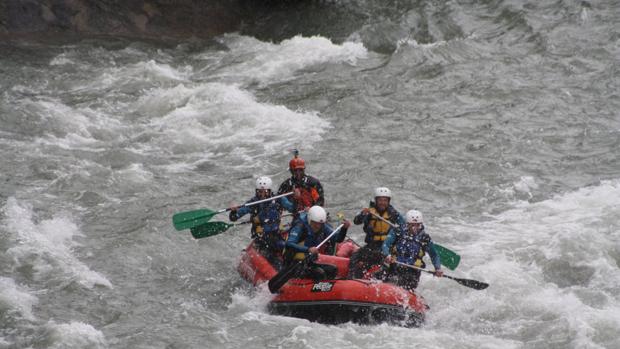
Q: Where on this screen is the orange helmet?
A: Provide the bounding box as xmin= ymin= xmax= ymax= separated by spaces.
xmin=289 ymin=156 xmax=305 ymax=170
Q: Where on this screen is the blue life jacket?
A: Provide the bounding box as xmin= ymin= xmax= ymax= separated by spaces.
xmin=394 ymin=228 xmax=432 ymax=268
xmin=231 ymin=195 xmax=293 ymax=240
xmin=251 ymin=200 xmax=283 ymax=236
xmin=285 ymin=213 xmax=345 ymax=260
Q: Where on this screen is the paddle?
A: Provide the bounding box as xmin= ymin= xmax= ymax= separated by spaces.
xmin=367 ymin=211 xmax=461 ymax=270
xmin=189 ymin=213 xmax=295 ymax=239
xmin=172 ymin=192 xmax=294 ymax=231
xmin=432 ymin=244 xmax=461 ymax=271
xmin=189 ymin=221 xmax=248 ymax=239
xmin=268 ymin=223 xmax=345 ymax=293
xmin=394 ymin=261 xmax=489 ymax=290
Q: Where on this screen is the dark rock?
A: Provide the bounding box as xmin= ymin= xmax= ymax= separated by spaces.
xmin=1 ymin=0 xmax=244 ymax=39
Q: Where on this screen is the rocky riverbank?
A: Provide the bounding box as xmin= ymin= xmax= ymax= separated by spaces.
xmin=1 ymin=0 xmax=243 ymax=39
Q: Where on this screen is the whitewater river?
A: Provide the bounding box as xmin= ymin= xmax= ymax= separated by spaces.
xmin=1 ymin=0 xmax=619 ymax=348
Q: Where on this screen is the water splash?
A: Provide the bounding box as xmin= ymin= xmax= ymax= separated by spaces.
xmin=3 ymin=198 xmax=113 ymax=289
xmin=0 ymin=277 xmax=38 ymax=321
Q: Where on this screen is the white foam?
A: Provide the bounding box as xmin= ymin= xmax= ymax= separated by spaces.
xmin=393 ymin=34 xmax=482 ymax=63
xmin=431 ymin=180 xmax=620 ymax=347
xmin=580 ymin=7 xmax=589 ymax=23
xmin=272 ymin=321 xmax=522 ymax=349
xmin=26 ymin=98 xmax=93 ymax=138
xmin=17 ymin=97 xmax=123 ymax=151
xmin=132 ymin=60 xmax=191 ymax=82
xmin=513 ymin=176 xmax=538 ymax=195
xmin=75 ymin=60 xmax=191 ymax=92
xmin=496 ymin=175 xmax=540 ymax=200
xmin=46 ymin=321 xmax=107 ymax=349
xmin=227 ymin=284 xmax=273 ymax=314
xmin=4 ymin=198 xmax=113 ymax=289
xmin=113 ymin=163 xmax=154 ymax=184
xmin=134 ymin=83 xmax=193 ymax=117
xmin=11 ymin=38 xmax=338 ymax=171
xmin=143 ymin=82 xmax=330 ymax=160
xmin=0 ymin=277 xmax=38 ymax=321
xmin=212 ymin=34 xmax=367 ymax=85
xmin=50 ymin=53 xmax=75 ymax=66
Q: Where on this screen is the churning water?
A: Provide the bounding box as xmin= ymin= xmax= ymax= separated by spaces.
xmin=1 ymin=0 xmax=619 ymax=348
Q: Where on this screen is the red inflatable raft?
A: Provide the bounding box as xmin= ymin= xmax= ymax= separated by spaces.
xmin=237 ymin=241 xmax=428 ymax=327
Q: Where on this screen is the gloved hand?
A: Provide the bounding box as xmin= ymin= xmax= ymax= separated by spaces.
xmin=342 ymin=219 xmax=351 ymax=229
xmin=228 ymin=206 xmax=239 ymax=221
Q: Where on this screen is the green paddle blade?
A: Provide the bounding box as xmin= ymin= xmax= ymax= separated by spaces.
xmin=190 ymin=221 xmax=234 ymax=239
xmin=173 ymin=209 xmax=219 ymax=231
xmin=435 ymin=244 xmax=460 ymax=271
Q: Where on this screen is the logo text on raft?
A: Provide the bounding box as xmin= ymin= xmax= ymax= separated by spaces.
xmin=311 ymin=282 xmax=334 ymax=292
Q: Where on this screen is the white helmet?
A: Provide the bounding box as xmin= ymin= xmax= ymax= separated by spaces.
xmin=307 ymin=206 xmax=327 ymax=223
xmin=255 ymin=176 xmax=273 ymax=190
xmin=374 ymin=187 xmax=392 ymax=199
xmin=405 ymin=209 xmax=423 ymax=224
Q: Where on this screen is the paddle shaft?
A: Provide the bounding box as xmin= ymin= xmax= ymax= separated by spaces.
xmin=368 ymin=211 xmax=460 ymax=270
xmin=317 ymin=223 xmax=345 ymax=249
xmin=234 ymin=212 xmax=295 ymax=227
xmin=394 ymin=261 xmax=488 ymax=290
xmin=208 ymin=191 xmax=296 ymax=215
xmin=189 ymin=212 xmax=297 ymax=239
xmin=173 ymin=192 xmax=295 ymax=231
xmin=395 ymin=261 xmax=440 ymax=275
xmin=230 ymin=191 xmax=294 ymax=211
xmin=268 ymin=223 xmax=345 ymax=293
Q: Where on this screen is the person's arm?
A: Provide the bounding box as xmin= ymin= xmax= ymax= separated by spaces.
xmin=329 ymin=220 xmax=350 ymax=243
xmin=314 ymin=179 xmax=325 ymax=206
xmin=426 ymin=239 xmax=442 ymax=272
xmin=277 ymin=179 xmax=290 ymax=196
xmin=278 ymin=195 xmax=295 ymax=213
xmin=229 ymin=200 xmax=252 ymax=221
xmin=353 ymin=209 xmax=369 ymax=225
xmin=285 ymin=224 xmax=309 ymax=253
xmin=396 ymin=212 xmax=407 ymax=228
xmin=381 ymin=229 xmax=396 ymax=256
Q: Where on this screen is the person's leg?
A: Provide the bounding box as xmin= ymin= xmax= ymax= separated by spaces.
xmin=365 ymin=245 xmax=385 ymax=270
xmin=260 ymin=249 xmax=281 ymax=271
xmin=349 ymin=245 xmax=382 ymax=278
xmin=347 ymin=248 xmax=364 ymax=278
xmin=318 ymin=263 xmax=338 ymax=280
xmin=372 ymin=263 xmax=392 ymax=280
xmin=261 ymin=235 xmax=285 ymax=270
xmin=306 ymin=262 xmax=338 ymax=281
xmin=396 ymin=266 xmax=420 ymax=291
xmin=304 ymin=263 xmax=326 ymax=281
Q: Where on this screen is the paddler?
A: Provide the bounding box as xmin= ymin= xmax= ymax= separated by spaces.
xmin=277 ymin=150 xmax=325 ymax=215
xmin=379 ymin=209 xmax=443 ymax=290
xmin=229 ymin=176 xmax=296 ymax=270
xmin=348 ymin=187 xmax=406 ymax=278
xmin=284 ymin=206 xmax=350 ymax=281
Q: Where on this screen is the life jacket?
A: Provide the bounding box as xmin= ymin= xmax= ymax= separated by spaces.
xmin=364 ymin=204 xmax=400 ymax=243
xmin=248 ymin=197 xmax=285 ymax=240
xmin=394 ymin=227 xmax=430 ymax=267
xmin=285 ymin=214 xmax=332 ymax=261
xmin=296 ymin=186 xmax=320 ymax=211
xmin=279 ymin=176 xmax=323 ymax=211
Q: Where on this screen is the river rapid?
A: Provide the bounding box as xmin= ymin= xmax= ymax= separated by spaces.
xmin=1 ymin=0 xmax=619 ymax=348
